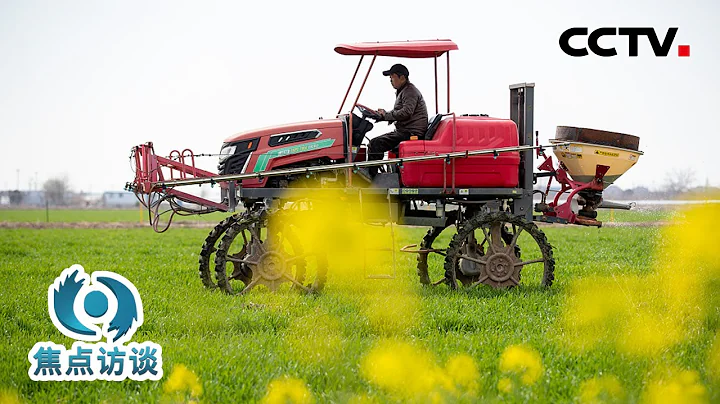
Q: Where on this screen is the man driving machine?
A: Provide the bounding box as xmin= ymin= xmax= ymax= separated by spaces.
xmin=361 ymin=63 xmax=428 ymax=179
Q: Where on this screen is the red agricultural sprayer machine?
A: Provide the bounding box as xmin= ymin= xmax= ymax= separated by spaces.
xmin=126 ymin=40 xmax=643 ymax=294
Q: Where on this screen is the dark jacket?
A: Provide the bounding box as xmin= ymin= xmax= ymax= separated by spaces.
xmin=382 ymin=82 xmax=428 ymax=137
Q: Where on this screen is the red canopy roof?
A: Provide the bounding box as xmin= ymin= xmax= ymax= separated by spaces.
xmin=334 ymin=39 xmax=458 ymax=58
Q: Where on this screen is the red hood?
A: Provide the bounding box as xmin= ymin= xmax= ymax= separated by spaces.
xmin=223 ymin=119 xmax=344 ymax=143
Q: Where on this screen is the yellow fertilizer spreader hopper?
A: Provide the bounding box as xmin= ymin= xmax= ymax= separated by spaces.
xmin=535 ymin=126 xmax=643 ymax=227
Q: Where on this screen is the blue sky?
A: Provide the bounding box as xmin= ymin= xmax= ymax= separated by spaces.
xmin=1 ymin=0 xmax=718 ymax=193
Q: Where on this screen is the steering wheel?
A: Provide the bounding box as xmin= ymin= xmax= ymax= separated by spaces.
xmin=355 ymin=103 xmax=382 ymax=121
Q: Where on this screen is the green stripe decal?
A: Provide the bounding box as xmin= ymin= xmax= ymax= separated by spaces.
xmin=253 ymin=138 xmax=336 ymax=172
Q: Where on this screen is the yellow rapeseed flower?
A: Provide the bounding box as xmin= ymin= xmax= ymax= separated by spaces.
xmin=347 ymin=393 xmax=380 ymax=404
xmin=361 ymin=340 xmax=480 ymax=401
xmin=578 ymin=375 xmax=625 ymax=403
xmin=362 ymin=285 xmax=420 ymax=335
xmin=558 ymin=203 xmax=720 ymax=357
xmin=444 ymin=354 xmax=480 ymax=394
xmin=498 ymin=344 xmax=544 ymax=386
xmin=278 ymin=189 xmax=394 ymax=278
xmin=285 ymin=311 xmax=343 ymax=364
xmin=0 ymin=389 xmax=21 ymax=404
xmin=262 ymin=377 xmax=314 ymax=404
xmin=497 ymin=377 xmax=513 ymax=393
xmin=616 ymin=312 xmax=683 ymax=356
xmin=163 ymin=364 xmax=203 ymax=398
xmin=361 ymin=340 xmax=442 ymax=398
xmin=709 ymin=332 xmax=720 ymax=383
xmin=641 ymin=370 xmax=708 ymax=404
xmin=558 ymin=276 xmax=631 ymax=352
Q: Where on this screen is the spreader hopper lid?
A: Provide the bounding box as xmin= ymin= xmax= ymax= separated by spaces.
xmin=549 ymin=127 xmax=643 ymax=188
xmin=555 ymin=126 xmax=640 ymax=151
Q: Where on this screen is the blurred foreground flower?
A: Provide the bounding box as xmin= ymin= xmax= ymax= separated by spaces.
xmin=285 ymin=311 xmax=343 ymax=364
xmin=708 ymin=332 xmax=720 ymax=384
xmin=0 ymin=389 xmax=21 ymax=404
xmin=559 ymin=204 xmax=720 ymax=356
xmin=163 ymin=364 xmax=202 ymax=402
xmin=347 ymin=393 xmax=380 ymax=404
xmin=361 ymin=284 xmax=419 ymax=335
xmin=279 ymin=189 xmax=395 ymax=279
xmin=361 ymin=339 xmax=479 ymax=401
xmin=497 ymin=344 xmax=543 ymax=392
xmin=444 ymin=354 xmax=480 ymax=394
xmin=262 ymin=377 xmax=314 ymax=404
xmin=641 ymin=369 xmax=708 ymax=404
xmin=578 ymin=375 xmax=625 ymax=404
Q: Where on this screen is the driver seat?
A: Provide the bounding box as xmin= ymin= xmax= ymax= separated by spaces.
xmin=423 ymin=114 xmax=444 ymax=140
xmin=388 ymin=114 xmax=444 ymax=157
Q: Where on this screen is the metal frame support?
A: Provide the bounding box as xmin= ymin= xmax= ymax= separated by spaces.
xmin=509 ymin=83 xmax=535 ymax=221
xmin=433 ymin=56 xmax=439 ymax=114
xmin=338 ymin=55 xmax=364 ymax=115
xmin=228 ymin=181 xmax=237 ymax=212
xmin=142 ymin=143 xmax=558 ymax=189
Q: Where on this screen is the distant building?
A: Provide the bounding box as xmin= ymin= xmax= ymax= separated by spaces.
xmin=0 ymin=190 xmax=46 ymax=206
xmin=102 ymin=191 xmax=137 ymax=208
xmin=23 ymin=191 xmax=47 ymax=206
xmin=0 ymin=191 xmax=12 ymax=205
xmin=81 ymin=192 xmax=104 ymax=207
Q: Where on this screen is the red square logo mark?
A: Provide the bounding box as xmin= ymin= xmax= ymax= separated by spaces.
xmin=678 ymin=45 xmax=690 ymax=57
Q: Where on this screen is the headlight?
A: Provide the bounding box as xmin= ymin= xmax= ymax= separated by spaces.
xmin=218 ymin=145 xmax=237 ymax=162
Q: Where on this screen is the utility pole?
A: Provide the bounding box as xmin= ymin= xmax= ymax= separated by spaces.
xmin=16 ymin=169 xmax=20 ymax=191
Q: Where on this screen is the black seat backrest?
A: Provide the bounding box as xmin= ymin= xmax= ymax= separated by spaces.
xmin=351 ymin=113 xmax=374 ymax=147
xmin=423 ymin=114 xmax=444 ymax=140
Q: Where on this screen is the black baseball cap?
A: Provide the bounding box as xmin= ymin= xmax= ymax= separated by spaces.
xmin=382 ymin=64 xmax=409 ymax=78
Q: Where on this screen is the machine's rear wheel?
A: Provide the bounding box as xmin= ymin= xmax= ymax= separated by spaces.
xmin=443 ymin=211 xmax=554 ymax=289
xmin=415 ymin=210 xmax=520 ymax=287
xmin=198 ymin=214 xmax=242 ymax=289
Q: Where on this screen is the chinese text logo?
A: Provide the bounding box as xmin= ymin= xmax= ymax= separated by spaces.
xmin=28 ymin=264 xmax=163 ymax=381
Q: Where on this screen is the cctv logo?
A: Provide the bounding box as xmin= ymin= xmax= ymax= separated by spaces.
xmin=28 ymin=264 xmax=163 ymax=381
xmin=560 ymin=27 xmax=690 ymax=57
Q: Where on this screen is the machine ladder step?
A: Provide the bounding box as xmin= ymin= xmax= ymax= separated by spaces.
xmin=359 ymin=190 xmax=397 ymax=280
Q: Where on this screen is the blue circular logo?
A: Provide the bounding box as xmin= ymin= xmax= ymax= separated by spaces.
xmin=84 ymin=291 xmax=109 ymax=318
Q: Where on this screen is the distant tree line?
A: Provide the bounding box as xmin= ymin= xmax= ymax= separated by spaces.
xmin=43 ymin=176 xmax=71 ymax=205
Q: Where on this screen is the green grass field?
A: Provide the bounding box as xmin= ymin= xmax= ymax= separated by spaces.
xmin=0 ymin=207 xmax=674 ymax=224
xmin=0 ymin=208 xmax=717 ymax=403
xmin=0 ymin=209 xmax=229 ymax=223
xmin=594 ymin=208 xmax=674 ymax=223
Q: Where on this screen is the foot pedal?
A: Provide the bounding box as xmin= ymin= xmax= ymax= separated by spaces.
xmin=354 ymin=168 xmax=373 ymax=183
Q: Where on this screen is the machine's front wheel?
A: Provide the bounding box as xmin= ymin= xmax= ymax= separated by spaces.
xmin=415 ymin=210 xmax=458 ymax=285
xmin=198 ymin=214 xmax=242 ymax=289
xmin=214 ymin=207 xmax=328 ymax=295
xmin=443 ymin=211 xmax=555 ymax=289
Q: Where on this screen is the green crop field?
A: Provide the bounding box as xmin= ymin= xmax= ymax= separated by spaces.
xmin=0 ymin=209 xmax=229 ymax=224
xmin=0 ymin=207 xmax=675 ymax=224
xmin=0 ymin=207 xmax=718 ymax=403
